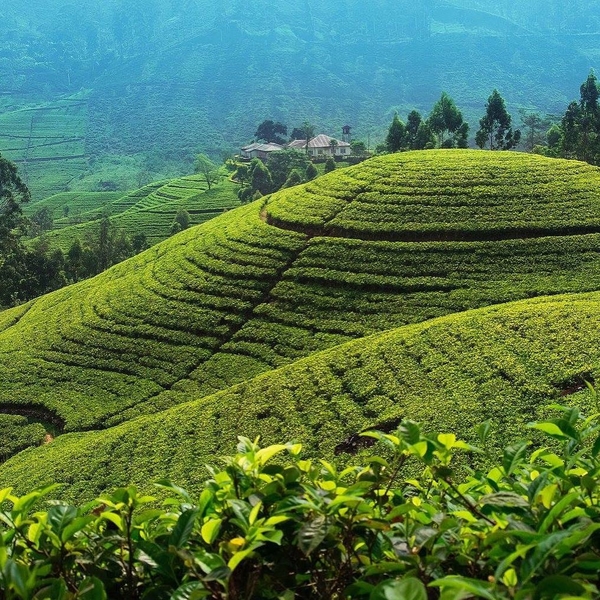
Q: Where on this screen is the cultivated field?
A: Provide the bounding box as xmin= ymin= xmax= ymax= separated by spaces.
xmin=2 ymin=150 xmax=600 ymax=498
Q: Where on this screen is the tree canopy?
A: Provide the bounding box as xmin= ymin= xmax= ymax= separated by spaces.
xmin=475 ymin=89 xmax=521 ymax=150
xmin=255 ymin=120 xmax=288 ymax=145
xmin=428 ymin=92 xmax=468 ymax=147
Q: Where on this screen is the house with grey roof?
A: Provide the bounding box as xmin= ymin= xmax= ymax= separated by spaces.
xmin=240 ymin=142 xmax=284 ymax=161
xmin=286 ymin=134 xmax=351 ymax=159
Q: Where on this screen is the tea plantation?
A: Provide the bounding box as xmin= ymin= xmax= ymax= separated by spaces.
xmin=3 ymin=150 xmax=600 ymax=498
xmin=33 ymin=176 xmax=240 ymax=250
xmin=1 ymin=291 xmax=599 ymax=500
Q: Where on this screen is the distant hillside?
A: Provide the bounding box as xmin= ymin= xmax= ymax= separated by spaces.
xmin=3 ymin=151 xmax=600 ymax=497
xmin=30 ymin=177 xmax=240 ymax=251
xmin=0 ymin=0 xmax=597 ymax=198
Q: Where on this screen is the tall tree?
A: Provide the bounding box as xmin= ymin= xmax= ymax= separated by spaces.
xmin=519 ymin=109 xmax=553 ymax=152
xmin=405 ymin=110 xmax=422 ymax=149
xmin=0 ymin=153 xmax=30 ymax=305
xmin=194 ymin=153 xmax=220 ymax=190
xmin=428 ymin=92 xmax=467 ymax=147
xmin=475 ymin=90 xmax=521 ymax=150
xmin=255 ymin=120 xmax=288 ymax=145
xmin=386 ymin=113 xmax=406 ymax=152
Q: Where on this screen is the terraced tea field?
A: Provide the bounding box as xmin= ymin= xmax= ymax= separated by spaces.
xmin=2 ymin=291 xmax=599 ymax=499
xmin=24 ymin=191 xmax=125 ymax=224
xmin=0 ymin=99 xmax=88 ymax=200
xmin=3 ymin=150 xmax=600 ymax=498
xmin=36 ymin=177 xmax=240 ymax=250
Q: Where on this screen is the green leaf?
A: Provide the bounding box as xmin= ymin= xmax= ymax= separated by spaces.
xmin=256 ymin=444 xmax=288 ymax=465
xmin=479 ymin=492 xmax=528 ymax=508
xmin=169 ymin=509 xmax=199 ymax=549
xmin=398 ymin=421 xmax=421 ymax=445
xmin=431 ymin=575 xmax=496 ymax=600
xmin=201 ymin=518 xmax=222 ymax=545
xmin=47 ymin=504 xmax=78 ymax=535
xmin=592 ymin=434 xmax=600 ymax=458
xmin=78 ymin=577 xmax=108 ymax=600
xmin=477 ymin=420 xmax=492 ymax=445
xmin=369 ymin=577 xmax=427 ymax=600
xmin=228 ymin=546 xmax=258 ymax=572
xmin=170 ymin=581 xmax=210 ymax=600
xmin=502 ymin=441 xmax=528 ymax=477
xmin=533 ymin=575 xmax=585 ymax=598
xmin=298 ymin=516 xmax=328 ymax=556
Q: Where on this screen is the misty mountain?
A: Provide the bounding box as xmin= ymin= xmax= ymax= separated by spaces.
xmin=0 ymin=0 xmax=598 ymax=195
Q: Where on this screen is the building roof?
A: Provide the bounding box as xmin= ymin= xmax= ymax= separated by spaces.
xmin=307 ymin=134 xmax=350 ymax=149
xmin=287 ymin=139 xmax=307 ymax=149
xmin=285 ymin=135 xmax=351 ymax=150
xmin=241 ymin=142 xmax=284 ymax=152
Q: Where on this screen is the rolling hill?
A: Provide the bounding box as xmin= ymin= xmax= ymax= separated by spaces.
xmin=2 ymin=149 xmax=600 ymax=498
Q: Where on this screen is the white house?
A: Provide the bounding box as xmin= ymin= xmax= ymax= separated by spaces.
xmin=286 ymin=134 xmax=351 ymax=159
xmin=240 ymin=142 xmax=284 ymax=161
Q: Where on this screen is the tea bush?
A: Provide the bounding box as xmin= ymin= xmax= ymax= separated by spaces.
xmin=1 ymin=407 xmax=599 ymax=598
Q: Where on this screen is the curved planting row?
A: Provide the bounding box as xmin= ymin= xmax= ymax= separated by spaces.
xmin=4 ymin=151 xmax=600 ymax=467
xmin=265 ymin=150 xmax=600 ymax=241
xmin=1 ymin=291 xmax=599 ymax=501
xmin=39 ymin=177 xmax=240 ymax=251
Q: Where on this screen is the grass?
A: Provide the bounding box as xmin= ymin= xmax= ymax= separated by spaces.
xmin=2 ymin=150 xmax=600 ymax=497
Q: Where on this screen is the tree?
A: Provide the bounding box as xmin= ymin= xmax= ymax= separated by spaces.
xmin=405 ymin=110 xmax=422 ymax=149
xmin=267 ymin=149 xmax=310 ymax=190
xmin=250 ymin=159 xmax=273 ymax=196
xmin=475 ymin=90 xmax=521 ymax=150
xmin=194 ymin=153 xmax=220 ymax=190
xmin=519 ymin=109 xmax=553 ymax=152
xmin=350 ymin=140 xmax=367 ymax=157
xmin=255 ymin=120 xmax=288 ymax=145
xmin=413 ymin=121 xmax=436 ymax=150
xmin=66 ymin=238 xmax=83 ymax=282
xmin=0 ymin=153 xmax=30 ymax=305
xmin=301 ymin=121 xmax=315 ymax=155
xmin=171 ymin=209 xmax=190 ymax=235
xmin=305 ymin=163 xmax=318 ymax=181
xmin=30 ymin=207 xmax=54 ymax=235
xmin=282 ymin=169 xmax=303 ymax=188
xmin=386 ymin=113 xmax=406 ymax=152
xmin=428 ymin=92 xmax=466 ymax=147
xmin=290 ymin=127 xmax=306 ymax=141
xmin=324 ymin=157 xmax=336 ymax=173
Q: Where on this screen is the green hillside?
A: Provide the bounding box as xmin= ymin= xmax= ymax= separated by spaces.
xmin=1 ymin=291 xmax=598 ymax=500
xmin=3 ymin=150 xmax=600 ymax=497
xmin=33 ymin=177 xmax=240 ymax=251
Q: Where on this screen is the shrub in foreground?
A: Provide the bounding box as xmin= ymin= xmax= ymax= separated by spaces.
xmin=0 ymin=405 xmax=599 ymax=599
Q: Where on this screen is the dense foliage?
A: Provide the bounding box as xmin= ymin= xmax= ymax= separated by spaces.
xmin=1 ymin=407 xmax=599 ymax=598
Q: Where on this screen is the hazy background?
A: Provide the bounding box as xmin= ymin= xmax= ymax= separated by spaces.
xmin=1 ymin=0 xmax=598 ymax=198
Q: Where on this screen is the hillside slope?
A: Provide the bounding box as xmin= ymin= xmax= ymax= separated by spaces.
xmin=33 ymin=177 xmax=240 ymax=251
xmin=3 ymin=150 xmax=600 ymax=464
xmin=1 ymin=291 xmax=598 ymax=500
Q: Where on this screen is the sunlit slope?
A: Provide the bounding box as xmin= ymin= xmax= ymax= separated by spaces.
xmin=3 ymin=150 xmax=600 ymax=449
xmin=35 ymin=177 xmax=240 ymax=251
xmin=2 ymin=292 xmax=599 ymax=500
